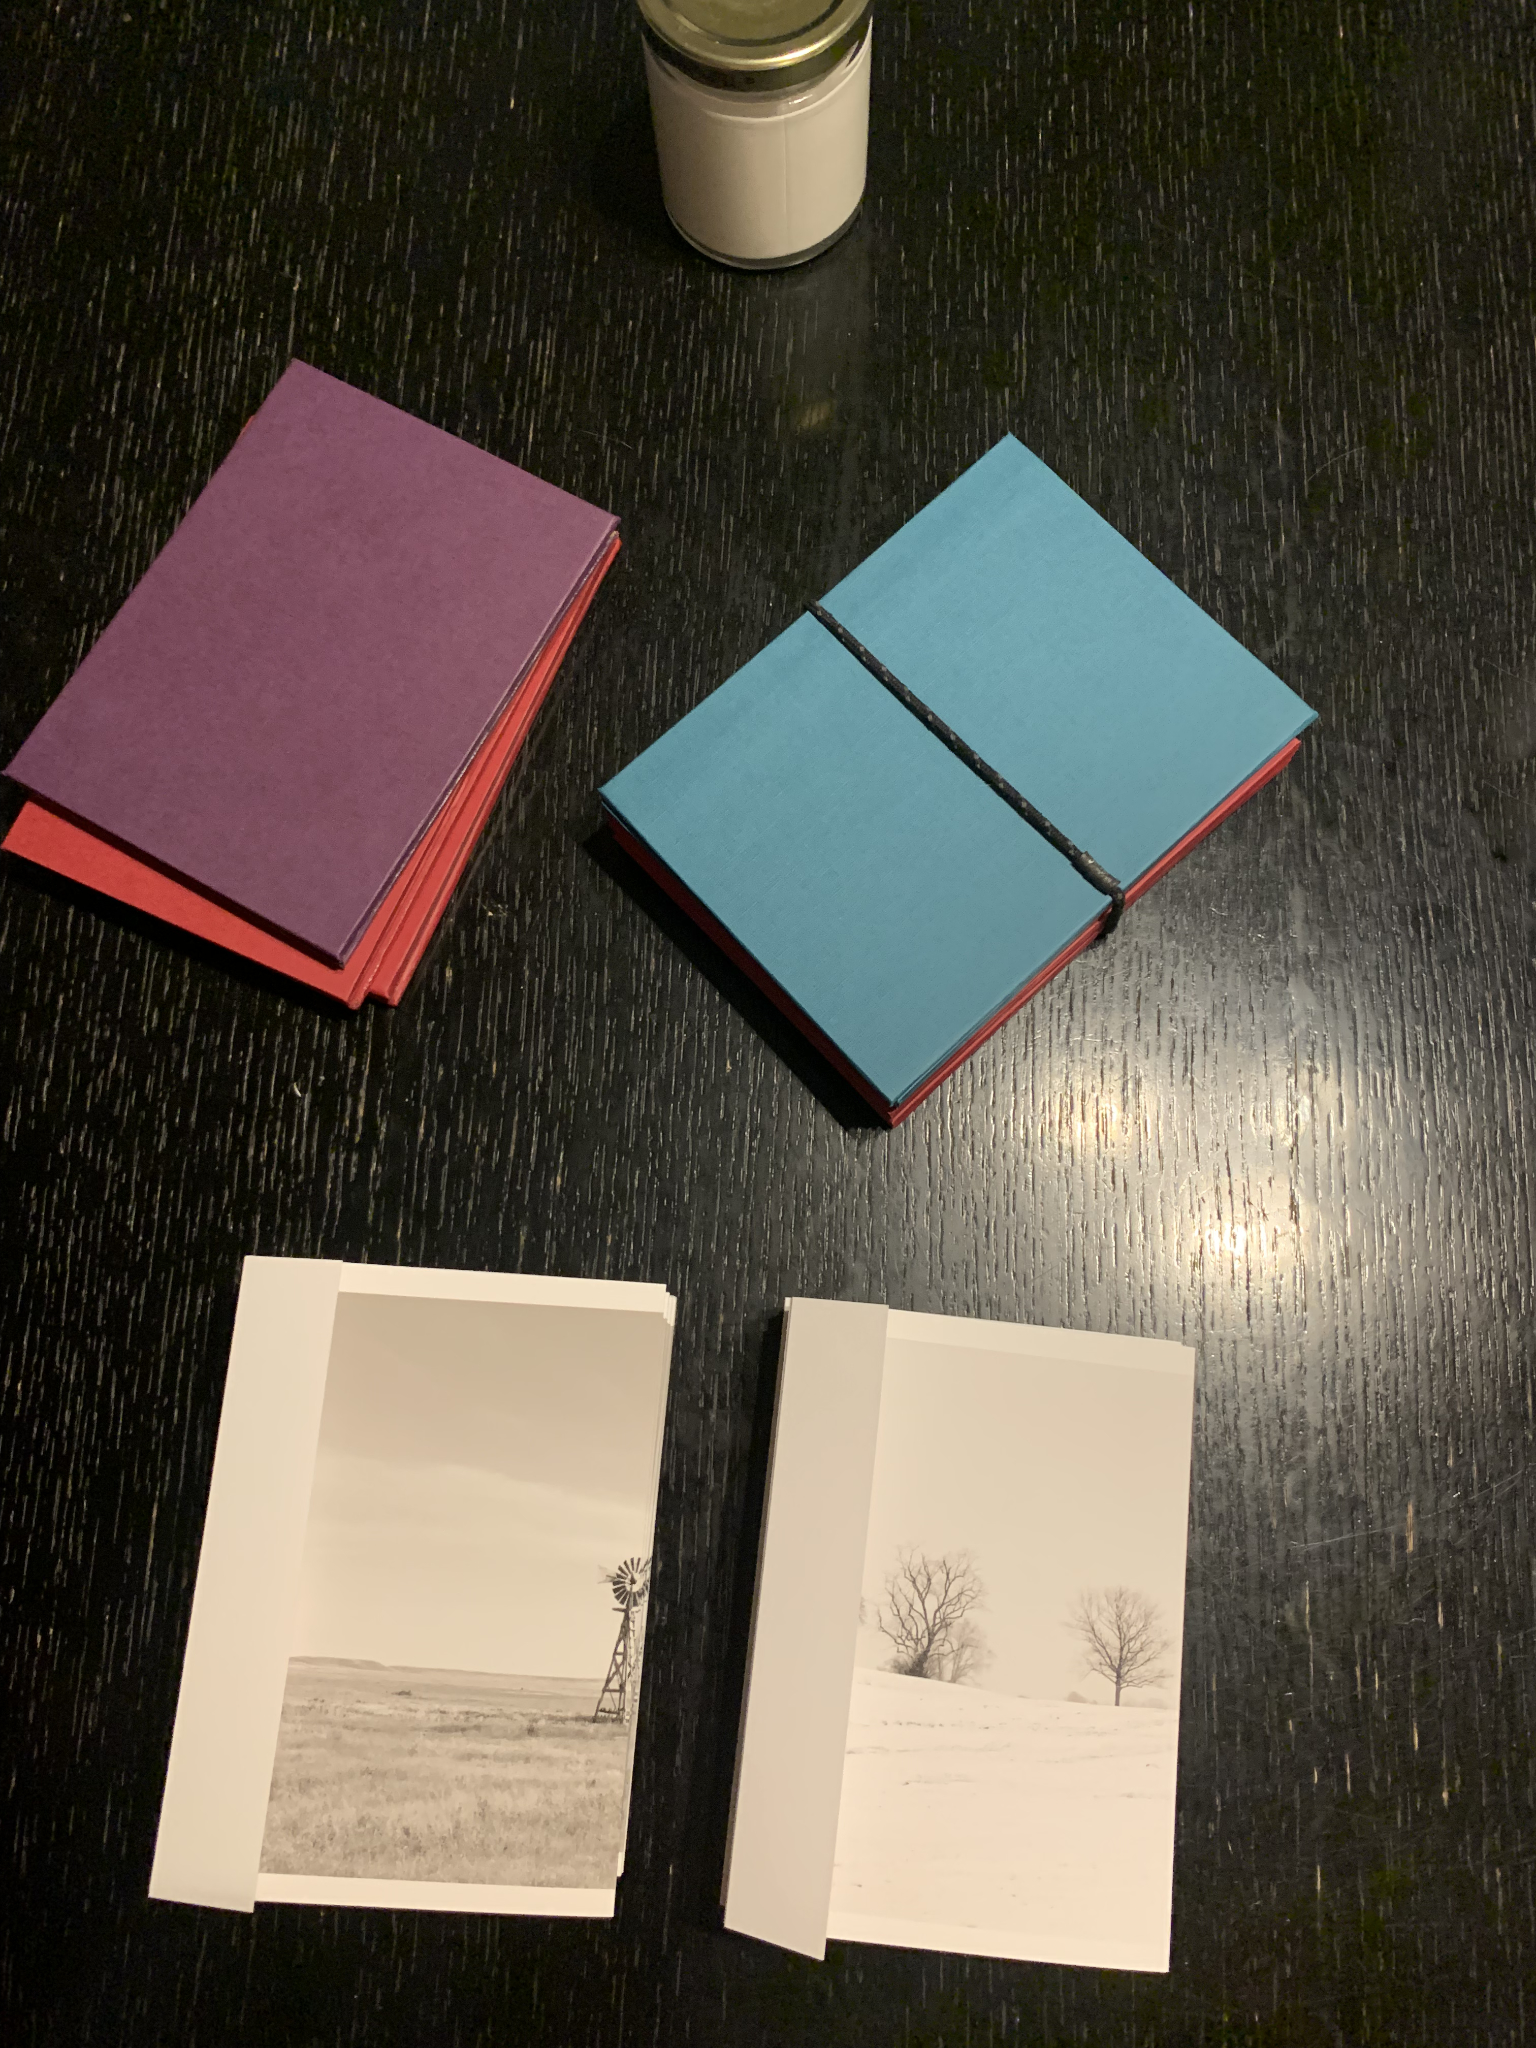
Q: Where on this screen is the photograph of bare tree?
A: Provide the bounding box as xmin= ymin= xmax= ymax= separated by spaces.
xmin=255 ymin=1287 xmax=668 ymax=1903
xmin=1069 ymin=1585 xmax=1170 ymax=1705
xmin=830 ymin=1322 xmax=1194 ymax=1970
xmin=875 ymin=1548 xmax=989 ymax=1683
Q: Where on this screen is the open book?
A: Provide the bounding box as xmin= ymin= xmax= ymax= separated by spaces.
xmin=724 ymin=1299 xmax=1195 ymax=1969
xmin=150 ymin=1259 xmax=674 ymax=1916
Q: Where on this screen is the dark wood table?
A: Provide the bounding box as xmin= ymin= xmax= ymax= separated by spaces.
xmin=4 ymin=3 xmax=1533 ymax=2042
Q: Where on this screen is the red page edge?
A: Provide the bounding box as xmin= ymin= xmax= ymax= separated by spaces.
xmin=369 ymin=536 xmax=617 ymax=1003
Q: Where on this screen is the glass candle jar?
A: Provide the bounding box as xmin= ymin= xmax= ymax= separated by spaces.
xmin=637 ymin=0 xmax=872 ymax=269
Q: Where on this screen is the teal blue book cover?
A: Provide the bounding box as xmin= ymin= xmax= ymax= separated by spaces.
xmin=602 ymin=437 xmax=1316 ymax=1123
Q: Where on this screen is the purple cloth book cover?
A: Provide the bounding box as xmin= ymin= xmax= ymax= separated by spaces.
xmin=5 ymin=361 xmax=617 ymax=963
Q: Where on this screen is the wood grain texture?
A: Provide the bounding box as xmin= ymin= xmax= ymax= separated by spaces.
xmin=3 ymin=0 xmax=1534 ymax=2041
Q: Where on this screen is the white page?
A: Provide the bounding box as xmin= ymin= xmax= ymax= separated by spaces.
xmin=152 ymin=1262 xmax=674 ymax=1917
xmin=722 ymin=1298 xmax=888 ymax=1958
xmin=150 ymin=1257 xmax=344 ymax=1910
xmin=824 ymin=1311 xmax=1195 ymax=1970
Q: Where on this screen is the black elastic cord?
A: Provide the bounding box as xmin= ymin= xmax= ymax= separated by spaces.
xmin=807 ymin=601 xmax=1126 ymax=933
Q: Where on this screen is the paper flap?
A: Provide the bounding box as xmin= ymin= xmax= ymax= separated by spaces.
xmin=149 ymin=1256 xmax=343 ymax=1910
xmin=722 ymin=1297 xmax=888 ymax=1959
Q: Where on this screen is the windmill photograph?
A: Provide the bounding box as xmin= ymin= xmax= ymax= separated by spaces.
xmin=256 ymin=1288 xmax=668 ymax=1900
xmin=593 ymin=1557 xmax=650 ymax=1724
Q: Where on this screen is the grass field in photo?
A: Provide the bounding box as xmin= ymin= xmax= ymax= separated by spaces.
xmin=258 ymin=1658 xmax=627 ymax=1887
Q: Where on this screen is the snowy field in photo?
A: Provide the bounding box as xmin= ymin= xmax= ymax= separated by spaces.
xmin=826 ymin=1669 xmax=1179 ymax=1970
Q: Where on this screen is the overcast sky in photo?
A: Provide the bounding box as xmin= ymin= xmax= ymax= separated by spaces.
xmin=854 ymin=1335 xmax=1192 ymax=1702
xmin=287 ymin=1292 xmax=668 ymax=1678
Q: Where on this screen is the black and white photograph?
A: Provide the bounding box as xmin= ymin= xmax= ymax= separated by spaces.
xmin=255 ymin=1286 xmax=667 ymax=1902
xmin=827 ymin=1327 xmax=1194 ymax=1969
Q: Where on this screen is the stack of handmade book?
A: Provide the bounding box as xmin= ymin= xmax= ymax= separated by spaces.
xmin=602 ymin=436 xmax=1317 ymax=1122
xmin=2 ymin=361 xmax=618 ymax=1006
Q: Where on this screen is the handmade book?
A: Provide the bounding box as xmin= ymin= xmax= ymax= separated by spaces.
xmin=150 ymin=1259 xmax=675 ymax=1917
xmin=5 ymin=360 xmax=618 ymax=966
xmin=3 ymin=533 xmax=618 ymax=1006
xmin=723 ymin=1298 xmax=1195 ymax=1970
xmin=600 ymin=437 xmax=1318 ymax=1124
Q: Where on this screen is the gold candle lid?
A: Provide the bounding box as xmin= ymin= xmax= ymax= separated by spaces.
xmin=637 ymin=0 xmax=871 ymax=92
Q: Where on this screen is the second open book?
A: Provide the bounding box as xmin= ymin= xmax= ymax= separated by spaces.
xmin=724 ymin=1299 xmax=1195 ymax=1970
